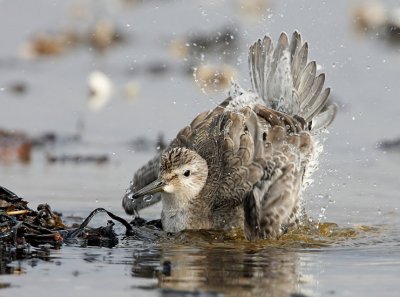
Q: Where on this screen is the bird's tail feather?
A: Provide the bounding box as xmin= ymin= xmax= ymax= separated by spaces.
xmin=248 ymin=31 xmax=336 ymax=132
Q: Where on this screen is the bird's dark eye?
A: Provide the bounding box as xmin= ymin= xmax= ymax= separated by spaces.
xmin=183 ymin=170 xmax=191 ymax=177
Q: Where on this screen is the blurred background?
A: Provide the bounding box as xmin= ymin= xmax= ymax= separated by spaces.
xmin=1 ymin=1 xmax=400 ymax=297
xmin=0 ymin=0 xmax=399 ymax=224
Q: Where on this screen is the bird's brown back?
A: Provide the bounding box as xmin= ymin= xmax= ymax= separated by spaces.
xmin=165 ymin=101 xmax=313 ymax=234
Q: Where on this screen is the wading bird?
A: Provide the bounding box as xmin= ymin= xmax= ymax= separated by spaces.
xmin=123 ymin=31 xmax=336 ymax=241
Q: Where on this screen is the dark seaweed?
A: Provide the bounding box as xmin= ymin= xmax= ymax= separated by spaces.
xmin=0 ymin=185 xmax=150 ymax=255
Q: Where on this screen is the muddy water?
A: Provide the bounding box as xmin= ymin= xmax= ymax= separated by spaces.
xmin=1 ymin=0 xmax=400 ymax=296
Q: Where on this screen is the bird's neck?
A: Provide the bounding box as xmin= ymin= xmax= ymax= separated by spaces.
xmin=162 ymin=191 xmax=191 ymax=212
xmin=161 ymin=192 xmax=209 ymax=232
xmin=161 ymin=192 xmax=191 ymax=232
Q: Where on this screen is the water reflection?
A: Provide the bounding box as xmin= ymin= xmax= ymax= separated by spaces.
xmin=129 ymin=223 xmax=382 ymax=296
xmin=132 ymin=242 xmax=303 ymax=296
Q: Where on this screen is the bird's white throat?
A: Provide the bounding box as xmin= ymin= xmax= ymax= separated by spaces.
xmin=161 ymin=191 xmax=191 ymax=232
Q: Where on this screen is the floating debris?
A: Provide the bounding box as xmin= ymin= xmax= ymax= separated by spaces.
xmin=0 ymin=128 xmax=86 ymax=164
xmin=378 ymin=137 xmax=400 ymax=151
xmin=125 ymin=61 xmax=177 ymax=79
xmin=353 ymin=1 xmax=400 ymax=44
xmin=89 ymin=20 xmax=124 ymax=53
xmin=8 ymin=81 xmax=28 ymax=96
xmin=0 ymin=186 xmax=65 ymax=248
xmin=169 ymin=27 xmax=238 ymax=62
xmin=31 ymin=131 xmax=81 ymax=148
xmin=168 ymin=27 xmax=239 ymax=92
xmin=20 ymin=31 xmax=78 ymax=59
xmin=87 ymin=70 xmax=113 ymax=111
xmin=0 ymin=186 xmax=136 ymax=252
xmin=20 ymin=18 xmax=124 ymax=59
xmin=353 ymin=1 xmax=387 ymax=32
xmin=65 ymin=208 xmax=135 ymax=247
xmin=46 ymin=153 xmax=109 ymax=164
xmin=386 ymin=8 xmax=400 ymax=43
xmin=146 ymin=62 xmax=169 ymax=76
xmin=0 ymin=129 xmax=31 ymax=163
xmin=82 ymin=221 xmax=119 ymax=247
xmin=194 ymin=64 xmax=237 ymax=92
xmin=0 ymin=128 xmax=115 ymax=165
xmin=128 ymin=133 xmax=166 ymax=152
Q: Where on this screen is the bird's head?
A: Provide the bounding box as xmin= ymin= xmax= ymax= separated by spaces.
xmin=131 ymin=147 xmax=208 ymax=202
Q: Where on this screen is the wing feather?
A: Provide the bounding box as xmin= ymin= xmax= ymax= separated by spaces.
xmin=122 ymin=152 xmax=162 ymax=214
xmin=248 ymin=31 xmax=335 ymax=132
xmin=243 ymin=105 xmax=313 ymax=240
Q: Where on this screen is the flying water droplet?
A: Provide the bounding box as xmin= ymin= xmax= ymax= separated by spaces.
xmin=318 ymin=207 xmax=326 ymax=223
xmin=144 ymin=195 xmax=153 ymax=202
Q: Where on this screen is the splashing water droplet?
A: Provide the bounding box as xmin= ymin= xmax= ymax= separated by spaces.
xmin=318 ymin=207 xmax=326 ymax=223
xmin=144 ymin=195 xmax=153 ymax=202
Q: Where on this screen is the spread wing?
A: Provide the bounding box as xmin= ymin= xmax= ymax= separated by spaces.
xmin=248 ymin=31 xmax=336 ymax=131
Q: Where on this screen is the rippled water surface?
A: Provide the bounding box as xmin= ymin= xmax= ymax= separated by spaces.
xmin=1 ymin=0 xmax=400 ymax=296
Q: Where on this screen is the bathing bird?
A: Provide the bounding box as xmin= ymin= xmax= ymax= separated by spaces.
xmin=123 ymin=31 xmax=336 ymax=241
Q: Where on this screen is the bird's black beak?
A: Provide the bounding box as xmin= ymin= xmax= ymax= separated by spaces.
xmin=131 ymin=178 xmax=166 ymax=199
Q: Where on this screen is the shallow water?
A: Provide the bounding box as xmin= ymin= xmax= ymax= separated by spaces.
xmin=1 ymin=0 xmax=400 ymax=296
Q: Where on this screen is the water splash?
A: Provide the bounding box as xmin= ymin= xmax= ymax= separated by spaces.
xmin=164 ymin=220 xmax=381 ymax=249
xmin=144 ymin=195 xmax=153 ymax=203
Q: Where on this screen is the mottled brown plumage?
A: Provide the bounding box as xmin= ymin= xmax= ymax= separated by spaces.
xmin=123 ymin=31 xmax=336 ymax=240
